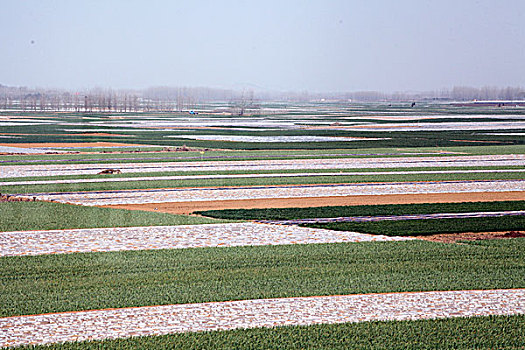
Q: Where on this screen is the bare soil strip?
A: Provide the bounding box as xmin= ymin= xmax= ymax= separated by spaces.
xmin=416 ymin=231 xmax=525 ymax=243
xmin=105 ymin=191 xmax=525 ymax=215
xmin=1 ymin=289 xmax=523 ymax=348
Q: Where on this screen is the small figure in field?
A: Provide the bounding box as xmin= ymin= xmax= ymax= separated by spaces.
xmin=98 ymin=169 xmax=122 ymax=175
xmin=411 ymin=102 xmax=416 ymax=107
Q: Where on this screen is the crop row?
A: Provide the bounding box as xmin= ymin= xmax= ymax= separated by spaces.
xmin=0 ymin=201 xmax=222 ymax=233
xmin=197 ymin=200 xmax=525 ymax=220
xmin=1 ymin=239 xmax=523 ymax=317
xmin=259 ymin=211 xmax=525 ymax=225
xmin=0 ymin=150 xmax=441 ymax=166
xmin=2 ymin=118 xmax=524 ymax=149
xmin=304 ymin=216 xmax=525 ymax=236
xmin=0 ymin=147 xmax=443 ymax=164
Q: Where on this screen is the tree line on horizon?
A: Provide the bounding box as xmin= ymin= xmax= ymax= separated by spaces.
xmin=0 ymin=84 xmax=524 ymax=112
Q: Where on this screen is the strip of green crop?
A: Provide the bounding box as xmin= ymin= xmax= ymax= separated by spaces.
xmin=12 ymin=315 xmax=525 ymax=350
xmin=0 ymin=145 xmax=404 ymax=160
xmin=0 ymin=152 xmax=452 ymax=166
xmin=2 ymin=165 xmax=522 ymax=183
xmin=1 ymin=239 xmax=523 ymax=317
xmin=196 ymin=200 xmax=525 ymax=220
xmin=0 ymin=148 xmax=398 ymax=163
xmin=3 ymin=130 xmax=522 ymax=150
xmin=1 ymin=144 xmax=524 ymax=165
xmin=0 ymin=201 xmax=225 ymax=232
xmin=3 ymin=171 xmax=524 ymax=194
xmin=304 ymin=216 xmax=525 ymax=236
xmin=423 ymin=144 xmax=525 ymax=155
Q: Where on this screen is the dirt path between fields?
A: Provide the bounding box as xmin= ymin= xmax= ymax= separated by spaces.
xmin=104 ymin=191 xmax=525 ymax=215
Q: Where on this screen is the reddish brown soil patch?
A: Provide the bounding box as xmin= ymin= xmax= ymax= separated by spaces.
xmin=97 ymin=169 xmax=122 ymax=175
xmin=103 ymin=191 xmax=525 ymax=215
xmin=417 ymin=231 xmax=525 ymax=243
xmin=0 ymin=194 xmax=37 ymax=202
xmin=504 ymin=230 xmax=525 ymax=238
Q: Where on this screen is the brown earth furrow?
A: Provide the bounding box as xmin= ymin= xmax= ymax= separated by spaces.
xmin=104 ymin=191 xmax=525 ymax=215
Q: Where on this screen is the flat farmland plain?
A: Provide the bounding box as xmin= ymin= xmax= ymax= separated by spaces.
xmin=1 ymin=103 xmax=524 ymax=349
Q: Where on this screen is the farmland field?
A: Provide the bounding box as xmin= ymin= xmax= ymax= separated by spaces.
xmin=1 ymin=102 xmax=524 ymax=349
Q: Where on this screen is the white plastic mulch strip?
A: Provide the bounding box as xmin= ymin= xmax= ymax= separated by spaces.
xmin=483 ymin=133 xmax=525 ymax=136
xmin=0 ymin=146 xmax=68 ymax=154
xmin=166 ymin=135 xmax=387 ymax=142
xmin=342 ymin=121 xmax=525 ymax=131
xmin=0 ymin=223 xmax=414 ymax=257
xmin=2 ymin=154 xmax=524 ymax=178
xmin=1 ymin=289 xmax=524 ymax=348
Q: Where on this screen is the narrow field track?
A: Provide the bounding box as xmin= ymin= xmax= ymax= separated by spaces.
xmin=1 ymin=289 xmax=523 ymax=348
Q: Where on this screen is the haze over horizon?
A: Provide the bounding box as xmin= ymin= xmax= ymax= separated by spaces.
xmin=1 ymin=0 xmax=524 ymax=93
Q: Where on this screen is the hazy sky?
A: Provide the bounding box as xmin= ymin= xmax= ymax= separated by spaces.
xmin=1 ymin=0 xmax=524 ymax=92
